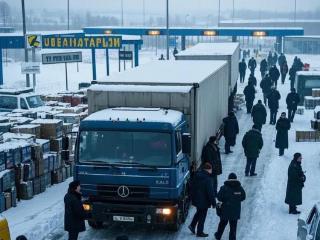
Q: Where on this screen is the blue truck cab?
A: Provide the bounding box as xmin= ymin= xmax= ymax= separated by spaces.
xmin=75 ymin=107 xmax=191 ymax=230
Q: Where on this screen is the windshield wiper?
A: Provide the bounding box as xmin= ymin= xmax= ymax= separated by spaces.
xmin=84 ymin=160 xmax=120 ymax=169
xmin=115 ymin=161 xmax=158 ymax=170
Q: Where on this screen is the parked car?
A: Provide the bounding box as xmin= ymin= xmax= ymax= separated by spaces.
xmin=0 ymin=88 xmax=45 ymax=112
xmin=297 ymin=202 xmax=320 ymax=240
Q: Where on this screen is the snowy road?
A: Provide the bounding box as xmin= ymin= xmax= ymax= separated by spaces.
xmin=4 ymin=54 xmax=320 ymax=240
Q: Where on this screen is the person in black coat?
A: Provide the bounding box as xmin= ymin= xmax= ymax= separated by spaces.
xmin=260 ymin=74 xmax=272 ymax=105
xmin=267 ymin=51 xmax=273 ymax=69
xmin=260 ymin=58 xmax=268 ymax=79
xmin=243 ymin=82 xmax=256 ymax=114
xmin=64 ymin=180 xmax=90 ymax=240
xmin=248 ymin=57 xmax=257 ymax=75
xmin=286 ymin=88 xmax=301 ymax=122
xmin=214 ymin=173 xmax=246 ymax=240
xmin=189 ymin=163 xmax=216 ymax=238
xmin=275 ymin=112 xmax=291 ymax=156
xmin=248 ymin=74 xmax=257 ymax=87
xmin=267 ymin=87 xmax=281 ymax=125
xmin=251 ymin=100 xmax=267 ymax=132
xmin=242 ymin=125 xmax=264 ymax=176
xmin=239 ymin=59 xmax=247 ymax=83
xmin=278 ymin=53 xmax=286 ymax=68
xmin=289 ymin=66 xmax=297 ymax=91
xmin=269 ymin=65 xmax=280 ymax=88
xmin=223 ymin=111 xmax=239 ymax=154
xmin=280 ymin=60 xmax=289 ymax=84
xmin=285 ymin=153 xmax=306 ymax=214
xmin=202 ymin=136 xmax=222 ymax=194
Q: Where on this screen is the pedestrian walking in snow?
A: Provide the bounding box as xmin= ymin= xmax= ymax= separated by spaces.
xmin=267 ymin=51 xmax=273 ymax=69
xmin=248 ymin=73 xmax=257 ymax=87
xmin=158 ymin=54 xmax=165 ymax=60
xmin=223 ymin=112 xmax=239 ymax=154
xmin=201 ymin=136 xmax=222 ymax=194
xmin=214 ymin=173 xmax=246 ymax=240
xmin=189 ymin=162 xmax=216 ymax=238
xmin=243 ymin=81 xmax=256 ymax=114
xmin=173 ymin=47 xmax=179 ymax=57
xmin=278 ymin=53 xmax=287 ymax=69
xmin=285 ymin=153 xmax=306 ymax=214
xmin=286 ymin=88 xmax=300 ymax=122
xmin=239 ymin=59 xmax=247 ymax=83
xmin=64 ymin=180 xmax=90 ymax=240
xmin=260 ymin=58 xmax=268 ymax=79
xmin=269 ymin=65 xmax=280 ymax=88
xmin=242 ymin=125 xmax=264 ymax=177
xmin=275 ymin=112 xmax=291 ymax=156
xmin=260 ymin=74 xmax=273 ymax=105
xmin=267 ymin=87 xmax=281 ymax=125
xmin=251 ymin=100 xmax=267 ymax=132
xmin=273 ymin=52 xmax=278 ymax=66
xmin=248 ymin=57 xmax=257 ymax=75
xmin=280 ymin=60 xmax=289 ymax=84
xmin=289 ymin=65 xmax=297 ymax=91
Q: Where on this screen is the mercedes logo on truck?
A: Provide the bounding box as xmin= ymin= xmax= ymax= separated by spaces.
xmin=117 ymin=185 xmax=130 ymax=198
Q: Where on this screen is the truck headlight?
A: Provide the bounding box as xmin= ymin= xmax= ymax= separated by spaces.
xmin=83 ymin=203 xmax=92 ymax=211
xmin=156 ymin=208 xmax=172 ymax=216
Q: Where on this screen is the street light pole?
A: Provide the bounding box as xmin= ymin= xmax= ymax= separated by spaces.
xmin=143 ymin=0 xmax=146 ymax=26
xmin=218 ymin=0 xmax=221 ymax=27
xmin=67 ymin=0 xmax=70 ymax=30
xmin=121 ymin=0 xmax=124 ymax=26
xmin=232 ymin=0 xmax=235 ymax=23
xmin=166 ymin=0 xmax=169 ymax=60
xmin=294 ymin=0 xmax=297 ymax=24
xmin=21 ymin=0 xmax=30 ymax=87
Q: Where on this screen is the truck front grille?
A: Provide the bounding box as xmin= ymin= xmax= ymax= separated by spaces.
xmin=96 ymin=184 xmax=150 ymax=199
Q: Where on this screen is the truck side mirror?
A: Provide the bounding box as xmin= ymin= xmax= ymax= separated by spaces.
xmin=182 ymin=133 xmax=191 ymax=155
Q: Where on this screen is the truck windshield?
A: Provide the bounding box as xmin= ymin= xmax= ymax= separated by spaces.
xmin=79 ymin=131 xmax=172 ymax=167
xmin=26 ymin=95 xmax=44 ymax=108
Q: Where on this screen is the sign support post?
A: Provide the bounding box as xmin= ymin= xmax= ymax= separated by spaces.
xmin=0 ymin=48 xmax=3 ymax=85
xmin=123 ymin=47 xmax=126 ymax=71
xmin=106 ymin=48 xmax=110 ymax=76
xmin=32 ymin=47 xmax=36 ymax=90
xmin=91 ymin=48 xmax=96 ymax=81
xmin=118 ymin=49 xmax=121 ymax=72
xmin=65 ymin=62 xmax=68 ymax=91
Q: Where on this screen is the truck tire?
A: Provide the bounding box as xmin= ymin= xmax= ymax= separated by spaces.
xmin=181 ymin=181 xmax=191 ymax=223
xmin=88 ymin=220 xmax=103 ymax=229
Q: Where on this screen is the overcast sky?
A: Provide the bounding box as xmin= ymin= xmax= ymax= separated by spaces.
xmin=5 ymin=0 xmax=320 ymax=15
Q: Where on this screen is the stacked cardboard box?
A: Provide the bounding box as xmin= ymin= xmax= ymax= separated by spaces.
xmin=296 ymin=130 xmax=320 ymax=142
xmin=11 ymin=124 xmax=41 ymax=139
xmin=304 ymin=96 xmax=320 ymax=110
xmin=312 ymin=88 xmax=320 ymax=97
xmin=30 ymin=119 xmax=63 ymax=139
xmin=296 ymin=106 xmax=305 ymax=115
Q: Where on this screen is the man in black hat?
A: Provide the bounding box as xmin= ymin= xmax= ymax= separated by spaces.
xmin=275 ymin=112 xmax=291 ymax=156
xmin=285 ymin=153 xmax=306 ymax=214
xmin=214 ymin=173 xmax=246 ymax=240
xmin=242 ymin=125 xmax=264 ymax=177
xmin=189 ymin=162 xmax=216 ymax=238
xmin=223 ymin=112 xmax=239 ymax=154
xmin=201 ymin=136 xmax=222 ymax=195
xmin=64 ymin=180 xmax=90 ymax=240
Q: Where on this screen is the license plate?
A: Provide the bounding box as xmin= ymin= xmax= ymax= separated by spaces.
xmin=113 ymin=216 xmax=134 ymax=222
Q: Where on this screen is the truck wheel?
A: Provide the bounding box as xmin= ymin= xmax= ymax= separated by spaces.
xmin=181 ymin=183 xmax=191 ymax=223
xmin=88 ymin=220 xmax=103 ymax=229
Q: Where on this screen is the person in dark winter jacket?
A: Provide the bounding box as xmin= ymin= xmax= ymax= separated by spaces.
xmin=248 ymin=74 xmax=257 ymax=87
xmin=223 ymin=112 xmax=240 ymax=154
xmin=239 ymin=59 xmax=247 ymax=83
xmin=260 ymin=74 xmax=273 ymax=105
xmin=248 ymin=57 xmax=257 ymax=75
xmin=286 ymin=88 xmax=301 ymax=122
xmin=275 ymin=112 xmax=291 ymax=156
xmin=285 ymin=153 xmax=306 ymax=214
xmin=269 ymin=65 xmax=280 ymax=88
xmin=280 ymin=60 xmax=289 ymax=84
xmin=214 ymin=173 xmax=246 ymax=240
xmin=278 ymin=53 xmax=286 ymax=68
xmin=202 ymin=136 xmax=222 ymax=194
xmin=189 ymin=163 xmax=216 ymax=238
xmin=243 ymin=82 xmax=256 ymax=114
xmin=251 ymin=100 xmax=267 ymax=132
xmin=267 ymin=51 xmax=273 ymax=69
xmin=289 ymin=66 xmax=297 ymax=91
xmin=242 ymin=125 xmax=263 ymax=176
xmin=64 ymin=180 xmax=90 ymax=240
xmin=267 ymin=87 xmax=281 ymax=125
xmin=173 ymin=47 xmax=178 ymax=57
xmin=260 ymin=58 xmax=268 ymax=79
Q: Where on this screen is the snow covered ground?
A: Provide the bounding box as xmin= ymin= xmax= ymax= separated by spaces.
xmin=1 ymin=52 xmax=320 ymax=240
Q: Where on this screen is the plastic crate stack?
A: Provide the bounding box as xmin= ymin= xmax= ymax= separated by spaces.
xmin=296 ymin=106 xmax=320 ymax=142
